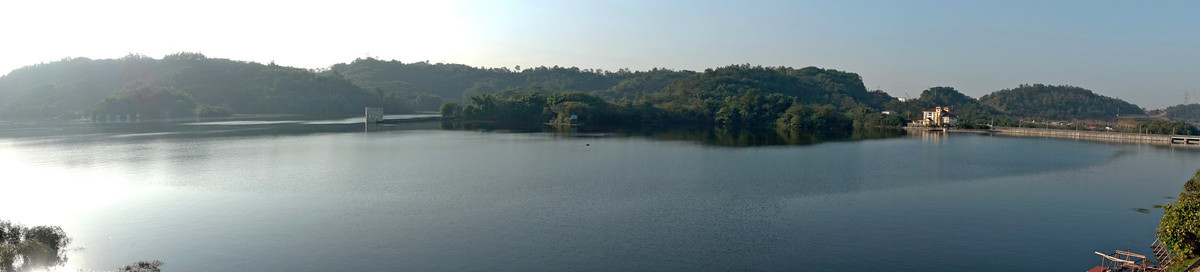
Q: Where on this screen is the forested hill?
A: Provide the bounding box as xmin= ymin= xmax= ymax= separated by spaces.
xmin=447 ymin=64 xmax=906 ymax=130
xmin=978 ymin=84 xmax=1143 ymax=121
xmin=651 ymin=65 xmax=892 ymax=109
xmin=882 ymin=86 xmax=1003 ymax=125
xmin=1 ymin=54 xmax=1153 ymax=125
xmin=1163 ymin=104 xmax=1200 ymax=123
xmin=0 ymin=53 xmax=409 ymax=120
xmin=326 ymin=57 xmax=695 ymax=108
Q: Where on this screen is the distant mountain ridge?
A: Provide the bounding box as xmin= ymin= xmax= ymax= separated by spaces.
xmin=0 ymin=53 xmax=409 ymax=120
xmin=0 ymin=54 xmax=1163 ymax=124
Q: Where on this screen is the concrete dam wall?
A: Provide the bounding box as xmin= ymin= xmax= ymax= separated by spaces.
xmin=988 ymin=127 xmax=1200 ymax=146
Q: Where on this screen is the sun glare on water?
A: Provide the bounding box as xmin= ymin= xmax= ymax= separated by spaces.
xmin=0 ymin=140 xmax=146 ymax=226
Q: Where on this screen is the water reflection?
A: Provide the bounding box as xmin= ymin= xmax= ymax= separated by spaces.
xmin=0 ymin=221 xmax=70 ymax=272
xmin=449 ymin=122 xmax=548 ymax=133
xmin=2 ymin=116 xmax=914 ymax=149
xmin=0 ymin=119 xmax=440 ymax=146
xmin=5 ymin=118 xmax=1200 ymax=272
xmin=917 ymin=129 xmax=947 ymax=144
xmin=545 ymin=126 xmax=907 ymax=147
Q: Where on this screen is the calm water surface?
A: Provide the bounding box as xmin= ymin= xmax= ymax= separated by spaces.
xmin=1 ymin=119 xmax=1197 ymax=271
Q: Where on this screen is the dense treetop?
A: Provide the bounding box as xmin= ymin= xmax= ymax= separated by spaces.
xmin=446 ymin=65 xmax=906 ymax=132
xmin=978 ymin=84 xmax=1144 ymax=121
xmin=651 ymin=65 xmax=888 ymax=108
xmin=1 ymin=220 xmax=71 ymax=271
xmin=593 ymin=68 xmax=696 ymax=101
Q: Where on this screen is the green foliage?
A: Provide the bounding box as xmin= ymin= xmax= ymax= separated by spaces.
xmin=551 ymin=101 xmax=593 ymax=123
xmin=327 ymin=58 xmax=683 ymax=104
xmin=1187 ymin=170 xmax=1200 ymax=193
xmin=330 ymin=58 xmax=493 ymax=101
xmin=713 ymin=89 xmax=794 ymax=128
xmin=919 ymin=86 xmax=976 ymax=105
xmin=594 ymin=68 xmax=695 ymax=101
xmin=457 ymin=86 xmax=866 ymax=133
xmin=776 ymin=104 xmax=851 ymax=132
xmin=1159 ymin=170 xmax=1200 ymax=260
xmin=461 ymin=92 xmax=550 ymax=125
xmin=1135 ymin=120 xmax=1200 ymax=135
xmin=1164 ymin=104 xmax=1200 ymax=123
xmin=0 ymin=220 xmax=70 ymax=272
xmin=653 ymin=64 xmax=885 ymax=109
xmin=0 ymin=55 xmax=1158 ymax=128
xmin=439 ymin=102 xmax=461 ymax=118
xmin=978 ymin=84 xmax=1143 ymax=121
xmin=253 ymin=68 xmax=409 ymax=116
xmin=458 ymin=90 xmax=649 ymax=126
xmin=452 ymin=65 xmax=891 ymax=132
xmin=844 ymin=103 xmax=906 ymax=127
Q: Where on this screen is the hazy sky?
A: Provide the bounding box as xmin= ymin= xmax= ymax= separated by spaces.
xmin=3 ymin=0 xmax=1197 ymax=108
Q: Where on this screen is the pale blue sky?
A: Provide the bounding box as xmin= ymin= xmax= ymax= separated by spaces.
xmin=2 ymin=0 xmax=1197 ymax=108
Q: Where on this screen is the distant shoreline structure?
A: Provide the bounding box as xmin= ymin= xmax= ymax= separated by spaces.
xmin=910 ymin=126 xmax=1200 ymax=147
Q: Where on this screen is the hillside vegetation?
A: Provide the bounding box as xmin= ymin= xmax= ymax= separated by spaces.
xmin=979 ymin=84 xmax=1143 ymax=121
xmin=882 ymin=86 xmax=1008 ymax=126
xmin=651 ymin=65 xmax=890 ymax=108
xmin=447 ymin=65 xmax=904 ymax=131
xmin=1164 ymin=104 xmax=1200 ymax=123
xmin=0 ymin=54 xmax=1156 ymax=128
xmin=1159 ymin=170 xmax=1200 ymax=266
xmin=327 ymin=58 xmax=696 ymax=110
xmin=0 ymin=53 xmax=409 ymax=120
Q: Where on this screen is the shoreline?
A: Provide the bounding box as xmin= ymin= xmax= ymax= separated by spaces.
xmin=907 ymin=126 xmax=1200 ymax=147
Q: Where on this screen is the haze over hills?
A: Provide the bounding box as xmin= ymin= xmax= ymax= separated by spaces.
xmin=2 ymin=1 xmax=1197 ymax=111
xmin=326 ymin=57 xmax=697 ymax=109
xmin=0 ymin=53 xmax=409 ymax=120
xmin=2 ymin=53 xmax=1191 ymax=124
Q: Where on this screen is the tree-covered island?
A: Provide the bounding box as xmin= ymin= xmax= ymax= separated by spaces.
xmin=440 ymin=65 xmax=904 ymax=133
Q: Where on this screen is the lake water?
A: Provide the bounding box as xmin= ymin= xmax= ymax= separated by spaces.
xmin=1 ymin=118 xmax=1197 ymax=271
